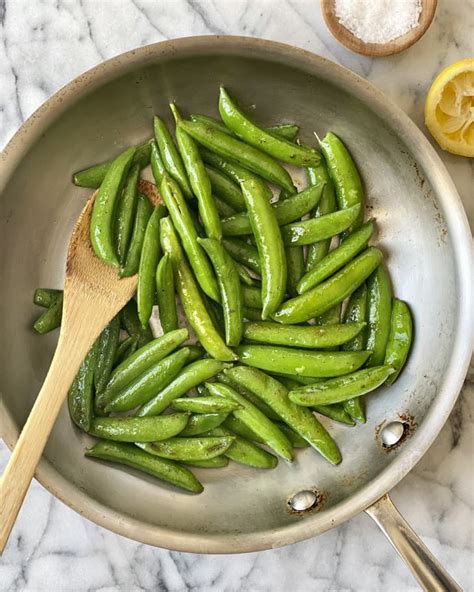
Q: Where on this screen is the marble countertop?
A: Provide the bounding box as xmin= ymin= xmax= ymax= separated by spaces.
xmin=0 ymin=1 xmax=472 ymax=590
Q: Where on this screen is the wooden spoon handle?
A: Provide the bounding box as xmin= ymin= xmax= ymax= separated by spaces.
xmin=0 ymin=329 xmax=93 ymax=553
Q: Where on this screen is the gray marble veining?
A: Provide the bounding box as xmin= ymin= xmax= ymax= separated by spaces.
xmin=0 ymin=0 xmax=473 ymax=590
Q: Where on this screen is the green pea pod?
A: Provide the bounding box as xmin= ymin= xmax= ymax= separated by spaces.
xmin=73 ymin=139 xmax=153 ymax=188
xmin=217 ymin=372 xmax=281 ymax=421
xmin=275 ymin=247 xmax=383 ymax=324
xmin=154 ymin=115 xmax=193 ymax=199
xmin=206 ymin=425 xmax=278 ymax=469
xmin=105 ymin=348 xmax=190 ymax=413
xmin=33 ymin=293 xmax=63 ymax=334
xmin=281 ymin=204 xmax=361 ymax=246
xmin=243 ymin=321 xmax=366 ymax=349
xmin=180 ymin=120 xmax=295 ymax=193
xmin=68 ymin=341 xmax=98 ymax=432
xmin=99 ymin=329 xmax=188 ymax=407
xmin=222 ymin=238 xmax=261 ymax=274
xmin=115 ymin=164 xmax=140 ymax=265
xmin=136 ymin=437 xmax=235 ymax=461
xmin=305 ymin=163 xmax=337 ymax=271
xmin=180 ymin=413 xmax=228 ymax=437
xmin=298 ymin=220 xmax=374 ymax=294
xmin=182 ymin=457 xmax=229 ymax=468
xmin=113 ymin=335 xmax=139 ymax=366
xmin=206 ymin=382 xmax=293 ymax=461
xmin=94 ymin=316 xmax=121 ymax=394
xmin=204 ymin=165 xmax=246 ymax=211
xmin=88 ymin=414 xmax=189 ymax=442
xmin=138 ymin=358 xmax=232 ymax=417
xmin=320 ymin=132 xmax=364 ymax=235
xmin=219 ymin=88 xmax=319 ymax=167
xmin=285 ymin=246 xmax=305 ymax=298
xmin=214 ymin=195 xmax=237 ymax=218
xmin=276 ymin=423 xmax=309 ymax=448
xmin=242 ymin=286 xmax=262 ymax=309
xmin=221 ymin=183 xmax=324 ymax=237
xmin=85 ymin=441 xmax=203 ymax=493
xmin=171 ymin=105 xmax=221 ymax=240
xmin=120 ymin=193 xmax=153 ymax=277
xmin=223 ymin=366 xmax=341 ymax=465
xmin=223 ymin=416 xmax=265 ymax=443
xmin=241 ymin=178 xmax=287 ymax=318
xmin=235 ymin=262 xmax=256 ymax=286
xmin=160 ymin=174 xmax=220 ymax=302
xmin=90 ymin=146 xmax=136 ymax=266
xmin=243 ymin=307 xmax=263 ymax=321
xmin=33 ymin=288 xmax=62 ymax=308
xmin=200 ymin=148 xmax=273 ymax=200
xmin=315 ymin=303 xmax=342 ymax=353
xmin=150 ymin=140 xmax=166 ymax=185
xmin=366 ymin=264 xmax=392 ymax=367
xmin=156 ymin=253 xmax=179 ymax=333
xmin=289 ymin=366 xmax=395 ymax=406
xmin=384 ymin=299 xmax=413 ymax=384
xmin=198 ymin=238 xmax=243 ymax=346
xmin=172 ymin=397 xmax=241 ymax=413
xmin=119 ymin=299 xmax=153 ymax=347
xmin=236 ymin=344 xmax=370 ymax=378
xmin=160 ymin=217 xmax=236 ymax=361
xmin=191 ymin=114 xmax=299 ymax=142
xmin=186 ymin=345 xmax=205 ymax=363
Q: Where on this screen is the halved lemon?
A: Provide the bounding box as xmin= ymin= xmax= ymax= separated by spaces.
xmin=425 ymin=58 xmax=474 ymax=157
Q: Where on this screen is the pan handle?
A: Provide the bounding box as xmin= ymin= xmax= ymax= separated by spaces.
xmin=365 ymin=494 xmax=462 ymax=591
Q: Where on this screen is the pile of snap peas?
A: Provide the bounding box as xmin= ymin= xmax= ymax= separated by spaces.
xmin=32 ymin=87 xmax=413 ymax=493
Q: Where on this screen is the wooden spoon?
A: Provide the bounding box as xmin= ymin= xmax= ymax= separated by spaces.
xmin=321 ymin=0 xmax=437 ymax=57
xmin=0 ymin=180 xmax=160 ymax=553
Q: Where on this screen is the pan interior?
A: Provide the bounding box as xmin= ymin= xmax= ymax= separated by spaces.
xmin=0 ymin=44 xmax=461 ymax=548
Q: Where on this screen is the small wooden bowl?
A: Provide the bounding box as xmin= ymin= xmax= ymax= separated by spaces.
xmin=321 ymin=0 xmax=437 ymax=57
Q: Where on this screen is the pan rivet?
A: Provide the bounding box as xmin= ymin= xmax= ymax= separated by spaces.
xmin=381 ymin=421 xmax=405 ymax=447
xmin=288 ymin=490 xmax=317 ymax=511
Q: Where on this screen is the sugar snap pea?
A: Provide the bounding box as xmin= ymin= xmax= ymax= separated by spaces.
xmin=33 ymin=288 xmax=62 ymax=308
xmin=136 ymin=437 xmax=235 ymax=461
xmin=289 ymin=366 xmax=395 ymax=406
xmin=68 ymin=341 xmax=98 ymax=432
xmin=156 ymin=254 xmax=179 ymax=333
xmin=119 ymin=299 xmax=153 ymax=347
xmin=172 ymin=397 xmax=241 ymax=414
xmin=154 ymin=115 xmax=193 ymax=199
xmin=242 ymin=286 xmax=262 ymax=309
xmin=171 ymin=104 xmax=221 ymax=240
xmin=33 ymin=292 xmax=63 ymax=334
xmin=90 ymin=146 xmax=136 ymax=266
xmin=241 ymin=178 xmax=286 ymax=318
xmin=160 ymin=217 xmax=236 ymax=361
xmin=243 ymin=321 xmax=366 ymax=349
xmin=198 ymin=238 xmax=243 ymax=346
xmin=150 ymin=140 xmax=166 ymax=185
xmin=281 ymin=204 xmax=361 ymax=246
xmin=223 ymin=367 xmax=341 ymax=464
xmin=105 ymin=348 xmax=190 ymax=413
xmin=219 ymin=87 xmax=319 ymax=167
xmin=320 ymin=132 xmax=364 ymax=235
xmin=191 ymin=113 xmax=299 ymax=142
xmin=73 ymin=139 xmax=153 ymax=188
xmin=205 ymin=382 xmax=293 ymax=461
xmin=137 ymin=204 xmax=167 ymax=327
xmin=298 ymin=220 xmax=374 ymax=294
xmin=222 ymin=238 xmax=261 ymax=274
xmin=186 ymin=345 xmax=205 ymax=363
xmin=85 ymin=440 xmax=203 ymax=493
xmin=366 ymin=264 xmax=392 ymax=367
xmin=94 ymin=315 xmax=121 ymax=394
xmin=384 ymin=299 xmax=413 ymax=384
xmin=223 ymin=416 xmax=265 ymax=443
xmin=221 ymin=183 xmax=324 ymax=237
xmin=276 ymin=423 xmax=309 ymax=448
xmin=160 ymin=174 xmax=220 ymax=302
xmin=138 ymin=358 xmax=232 ymax=417
xmin=214 ymin=195 xmax=237 ymax=218
xmin=274 ymin=247 xmax=383 ymax=324
xmin=217 ymin=372 xmax=281 ymax=421
xmin=182 ymin=457 xmax=229 ymax=468
xmin=89 ymin=414 xmax=189 ymax=442
xmin=236 ymin=344 xmax=370 ymax=378
xmin=180 ymin=120 xmax=295 ymax=193
xmin=180 ymin=413 xmax=228 ymax=436
xmin=120 ymin=193 xmax=153 ymax=277
xmin=206 ymin=426 xmax=278 ymax=469
xmin=235 ymin=262 xmax=256 ymax=286
xmin=204 ymin=165 xmax=246 ymax=211
xmin=243 ymin=307 xmax=263 ymax=321
xmin=114 ymin=335 xmax=139 ymax=366
xmin=115 ymin=164 xmax=140 ymax=265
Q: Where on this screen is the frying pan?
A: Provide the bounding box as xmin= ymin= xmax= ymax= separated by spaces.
xmin=0 ymin=37 xmax=472 ymax=590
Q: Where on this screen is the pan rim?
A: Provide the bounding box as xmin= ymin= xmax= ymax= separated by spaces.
xmin=1 ymin=35 xmax=472 ymax=553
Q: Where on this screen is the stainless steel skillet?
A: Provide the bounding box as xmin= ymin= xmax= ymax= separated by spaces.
xmin=0 ymin=37 xmax=472 ymax=590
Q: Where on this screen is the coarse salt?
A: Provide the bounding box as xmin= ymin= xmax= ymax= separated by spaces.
xmin=334 ymin=0 xmax=422 ymax=44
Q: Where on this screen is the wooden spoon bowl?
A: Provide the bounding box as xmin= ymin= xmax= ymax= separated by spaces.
xmin=321 ymin=0 xmax=437 ymax=57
